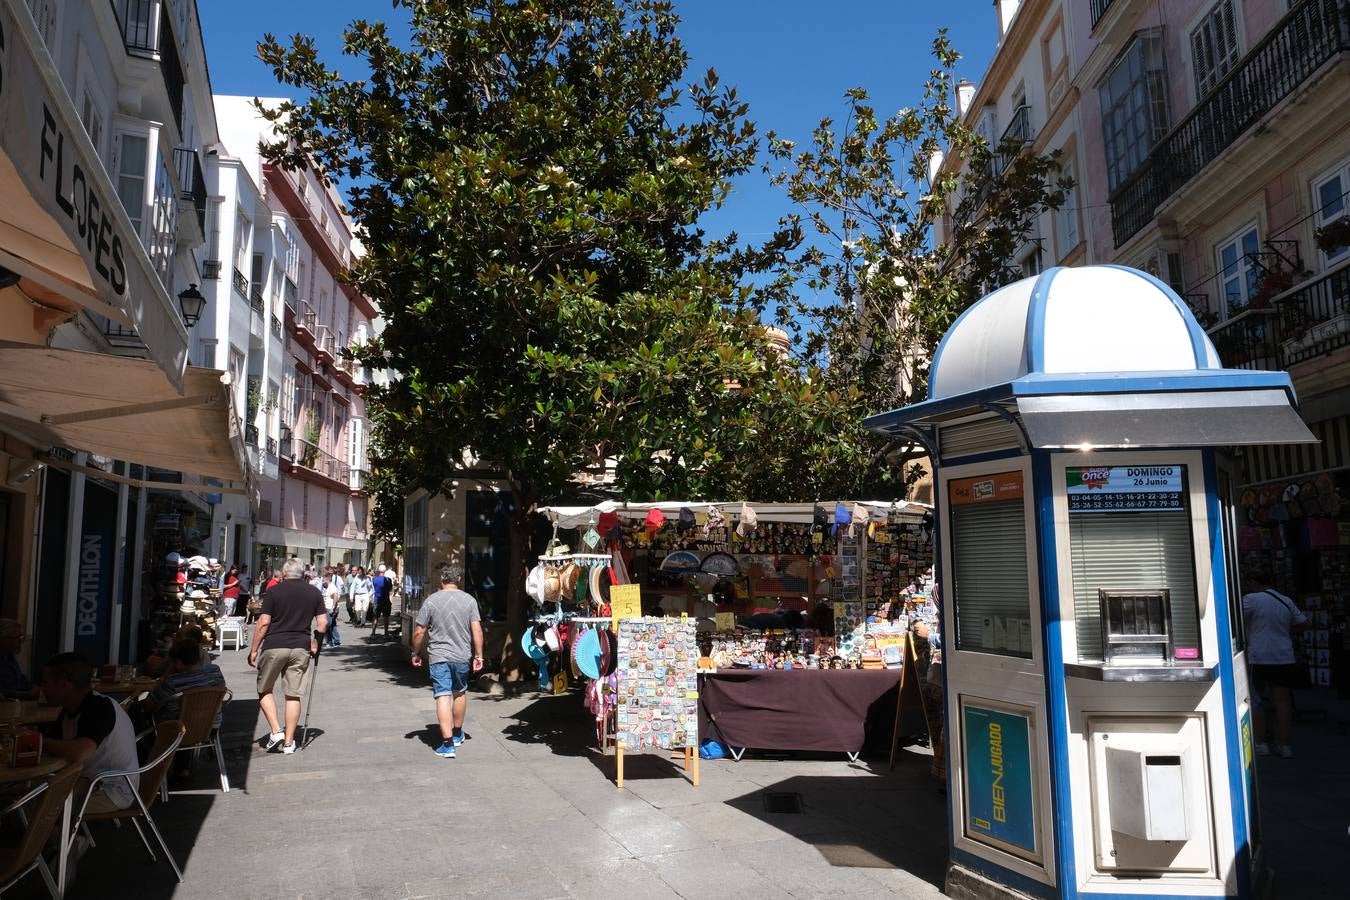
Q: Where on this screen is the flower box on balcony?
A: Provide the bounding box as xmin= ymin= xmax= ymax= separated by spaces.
xmin=1310 ymin=313 xmax=1350 ymax=344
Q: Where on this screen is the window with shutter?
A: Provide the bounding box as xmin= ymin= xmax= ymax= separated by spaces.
xmin=948 ymin=472 xmax=1033 ymax=659
xmin=1067 ymin=466 xmax=1201 ymax=662
xmin=1191 ymin=0 xmax=1241 ymax=99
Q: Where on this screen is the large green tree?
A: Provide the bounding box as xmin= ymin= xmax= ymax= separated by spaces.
xmin=256 ymin=0 xmax=791 ymax=671
xmin=740 ymin=32 xmax=1073 ymax=497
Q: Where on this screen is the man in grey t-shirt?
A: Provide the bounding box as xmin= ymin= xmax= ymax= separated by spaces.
xmin=412 ymin=563 xmax=483 ymax=758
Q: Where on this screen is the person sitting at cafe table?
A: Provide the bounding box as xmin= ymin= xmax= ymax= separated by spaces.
xmin=0 ymin=619 xmax=39 ymax=700
xmin=143 ymin=623 xmax=205 ymax=678
xmin=142 ymin=639 xmax=227 ymax=727
xmin=41 ymin=653 xmax=140 ymax=813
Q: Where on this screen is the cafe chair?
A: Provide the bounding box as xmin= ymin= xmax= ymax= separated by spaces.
xmin=0 ymin=763 xmax=82 ymax=899
xmin=173 ymin=687 xmax=232 ymax=793
xmin=70 ymin=721 xmax=185 ymax=884
xmin=217 ymin=617 xmax=246 ymax=652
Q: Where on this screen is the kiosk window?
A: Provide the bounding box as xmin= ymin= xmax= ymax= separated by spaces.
xmin=948 ymin=472 xmax=1033 ymax=659
xmin=1067 ymin=465 xmax=1200 ymax=661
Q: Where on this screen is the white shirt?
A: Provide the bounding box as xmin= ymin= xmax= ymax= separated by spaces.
xmin=1241 ymin=588 xmax=1307 ymax=665
xmin=322 ymin=580 xmax=342 ymax=613
xmin=350 ymin=575 xmax=374 ymax=598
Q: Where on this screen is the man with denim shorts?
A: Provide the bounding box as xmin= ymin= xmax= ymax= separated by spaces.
xmin=411 ymin=563 xmax=483 ymax=758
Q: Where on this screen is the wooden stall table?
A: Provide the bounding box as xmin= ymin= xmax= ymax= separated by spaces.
xmin=0 ymin=701 xmax=59 ymax=726
xmin=697 ymin=667 xmax=903 ymax=761
xmin=0 ymin=756 xmax=74 ymax=896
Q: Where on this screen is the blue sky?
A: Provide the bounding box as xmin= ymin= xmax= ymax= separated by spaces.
xmin=200 ymin=0 xmax=997 ymax=247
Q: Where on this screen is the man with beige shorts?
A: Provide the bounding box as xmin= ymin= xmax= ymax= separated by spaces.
xmin=248 ymin=557 xmax=328 ymax=753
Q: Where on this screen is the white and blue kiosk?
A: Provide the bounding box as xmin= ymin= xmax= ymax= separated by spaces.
xmin=864 ymin=266 xmax=1316 ymax=899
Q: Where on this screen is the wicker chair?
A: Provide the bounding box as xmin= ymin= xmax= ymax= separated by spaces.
xmin=0 ymin=763 xmax=82 ymax=899
xmin=172 ymin=686 xmax=232 ymax=793
xmin=72 ymin=721 xmax=186 ymax=883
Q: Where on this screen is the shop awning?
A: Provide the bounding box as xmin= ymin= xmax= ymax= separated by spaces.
xmin=0 ymin=0 xmax=188 ymax=388
xmin=254 ymin=526 xmax=368 ymax=553
xmin=539 ymin=500 xmax=931 ymax=530
xmin=1016 ymin=390 xmax=1317 ymax=449
xmin=0 ymin=341 xmax=246 ymax=484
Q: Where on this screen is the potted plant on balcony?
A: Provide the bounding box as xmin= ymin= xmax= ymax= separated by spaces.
xmin=1249 ymin=267 xmax=1294 ymax=309
xmin=302 ymin=412 xmax=320 ymax=468
xmin=1314 ymin=217 xmax=1350 ymax=255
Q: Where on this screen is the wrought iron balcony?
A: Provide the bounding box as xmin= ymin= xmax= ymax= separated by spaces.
xmin=265 ymin=436 xmax=278 ymax=456
xmin=172 ymin=147 xmax=206 ymax=237
xmin=110 ymin=2 xmax=185 ymax=131
xmin=1090 ymin=0 xmax=1116 ymax=30
xmin=232 ymin=267 xmax=248 ymax=299
xmin=1001 ymin=105 xmax=1032 ymax=148
xmin=292 ymin=438 xmax=351 ymax=487
xmin=1110 ymin=0 xmax=1350 ymax=247
xmin=244 ymin=423 xmax=259 ymax=447
xmin=271 ymin=315 xmax=283 ymax=338
xmin=1207 ymin=261 xmax=1350 ymax=368
xmin=284 ymin=277 xmax=298 ymax=314
xmin=249 ymin=284 xmax=266 ymax=314
xmin=296 ymin=299 xmax=317 ymax=337
xmin=315 ymin=326 xmax=337 ymax=361
xmin=202 ymin=259 xmax=221 ymax=280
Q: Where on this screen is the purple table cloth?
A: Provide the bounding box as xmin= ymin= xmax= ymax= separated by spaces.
xmin=698 ymin=668 xmax=901 ymax=753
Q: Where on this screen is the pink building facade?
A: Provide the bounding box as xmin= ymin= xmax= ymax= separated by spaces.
xmin=256 ymin=159 xmax=374 ymax=567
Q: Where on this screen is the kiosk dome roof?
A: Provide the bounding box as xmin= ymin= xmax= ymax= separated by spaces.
xmin=928 ymin=265 xmax=1220 ymax=402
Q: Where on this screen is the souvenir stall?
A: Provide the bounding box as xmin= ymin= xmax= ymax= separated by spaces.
xmin=146 ymin=552 xmax=222 ymax=659
xmin=864 ymin=265 xmax=1318 ymax=899
xmin=1235 ymin=473 xmax=1349 ymax=691
xmin=530 ymin=500 xmax=939 ymax=761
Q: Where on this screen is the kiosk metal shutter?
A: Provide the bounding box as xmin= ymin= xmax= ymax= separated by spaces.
xmin=1069 ymin=511 xmax=1199 ymax=661
xmin=950 ymin=498 xmax=1032 ymax=658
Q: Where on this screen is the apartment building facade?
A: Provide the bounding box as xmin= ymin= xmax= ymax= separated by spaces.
xmin=0 ymin=0 xmax=245 ymax=666
xmin=213 ymin=96 xmax=375 ymax=570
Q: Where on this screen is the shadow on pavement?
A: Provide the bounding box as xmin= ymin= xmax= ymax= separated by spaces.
xmin=723 ymin=753 xmax=947 ymax=891
xmin=500 ymin=692 xmax=597 ymax=757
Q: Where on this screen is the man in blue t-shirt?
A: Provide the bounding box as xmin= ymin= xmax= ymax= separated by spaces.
xmin=370 ymin=564 xmax=394 ymax=635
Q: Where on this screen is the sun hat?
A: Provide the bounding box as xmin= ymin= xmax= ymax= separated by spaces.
xmin=525 ymin=564 xmax=545 ymax=603
xmin=543 ymin=568 xmax=562 ymax=604
xmin=544 ymin=624 xmax=561 ymax=653
xmin=560 ymin=562 xmax=581 ymax=600
xmin=188 ymin=589 xmax=209 ymax=600
xmin=520 ymin=627 xmax=548 ymax=663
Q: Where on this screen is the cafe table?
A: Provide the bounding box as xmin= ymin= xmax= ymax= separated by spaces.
xmin=0 ymin=756 xmax=73 ymax=895
xmin=0 ymin=700 xmax=59 ymax=726
xmin=93 ymin=676 xmax=160 ymax=697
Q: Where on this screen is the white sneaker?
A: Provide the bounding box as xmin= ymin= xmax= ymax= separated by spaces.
xmin=264 ymin=731 xmax=285 ymax=751
xmin=280 ymin=742 xmax=297 ymax=754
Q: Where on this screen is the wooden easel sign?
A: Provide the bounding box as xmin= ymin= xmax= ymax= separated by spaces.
xmin=888 ymin=631 xmax=936 ymax=770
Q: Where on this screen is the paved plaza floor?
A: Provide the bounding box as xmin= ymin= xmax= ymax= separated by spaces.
xmin=12 ymin=631 xmax=1348 ymax=899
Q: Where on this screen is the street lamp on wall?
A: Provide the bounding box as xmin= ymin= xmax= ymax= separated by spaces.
xmin=177 ymin=284 xmax=206 ymax=328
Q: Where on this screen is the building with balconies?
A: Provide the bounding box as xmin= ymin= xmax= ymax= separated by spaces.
xmin=0 ymin=0 xmax=247 ymax=669
xmin=1070 ymin=0 xmax=1350 ymax=621
xmin=213 ymin=95 xmax=377 ymax=570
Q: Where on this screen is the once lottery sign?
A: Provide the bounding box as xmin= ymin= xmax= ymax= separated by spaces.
xmin=1066 ymin=465 xmax=1186 ymax=513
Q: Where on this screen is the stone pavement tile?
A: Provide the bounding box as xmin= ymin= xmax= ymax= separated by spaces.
xmin=860 ymin=865 xmax=948 ymax=898
xmin=663 ymin=798 xmax=810 ymax=848
xmin=733 ymin=832 xmax=904 ymax=896
xmin=544 ymin=855 xmax=683 ymax=900
xmin=587 ymin=802 xmax=713 ymax=857
xmin=641 ymin=846 xmax=775 ymax=898
xmin=621 ymin=774 xmax=763 ymax=809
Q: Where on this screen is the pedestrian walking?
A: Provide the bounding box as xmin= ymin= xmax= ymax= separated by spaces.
xmin=348 ymin=566 xmax=373 ymax=625
xmin=322 ymin=571 xmax=343 ymax=648
xmin=1242 ymin=571 xmax=1309 ymax=758
xmin=410 ymin=563 xmax=484 ymax=758
xmin=371 ymin=563 xmax=395 ymax=636
xmin=238 ymin=564 xmax=253 ymax=612
xmin=368 ymin=565 xmax=392 ymax=626
xmin=221 ymin=565 xmax=241 ymax=616
xmin=248 ymin=557 xmax=328 ymax=754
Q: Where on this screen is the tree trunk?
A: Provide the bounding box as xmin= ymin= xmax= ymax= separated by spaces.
xmin=497 ymin=499 xmax=534 ymax=683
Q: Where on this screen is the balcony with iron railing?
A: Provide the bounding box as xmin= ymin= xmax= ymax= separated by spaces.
xmin=172 ymin=147 xmax=206 ymax=241
xmin=349 ymin=467 xmax=370 ymax=494
xmin=202 ymin=259 xmax=221 ymax=280
xmin=110 ymin=1 xmax=185 ymax=131
xmin=1110 ymin=0 xmax=1350 ymax=247
xmin=271 ymin=315 xmax=283 ymax=338
xmin=289 ymin=438 xmax=351 ymax=490
xmin=315 ymin=326 xmax=337 ymax=363
xmin=232 ymin=267 xmax=249 ymax=299
xmin=249 ymin=284 xmax=266 ymax=315
xmin=1206 ymin=258 xmax=1350 ymax=369
xmin=1090 ymin=0 xmax=1117 ymax=30
xmin=244 ymin=423 xmax=259 ymax=446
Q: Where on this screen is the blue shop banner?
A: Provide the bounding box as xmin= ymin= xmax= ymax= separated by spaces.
xmin=964 ymin=703 xmax=1037 ymax=855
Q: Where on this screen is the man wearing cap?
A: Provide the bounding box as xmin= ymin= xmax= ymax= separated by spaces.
xmin=411 ymin=563 xmax=483 ymax=758
xmin=249 ymin=557 xmax=328 ymax=754
xmin=0 ymin=619 xmax=37 ymax=699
